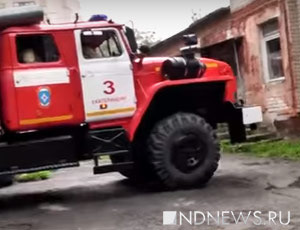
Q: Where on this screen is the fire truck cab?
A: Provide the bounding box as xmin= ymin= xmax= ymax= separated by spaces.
xmin=0 ymin=6 xmax=262 ymax=189
xmin=2 ymin=19 xmax=137 ymax=131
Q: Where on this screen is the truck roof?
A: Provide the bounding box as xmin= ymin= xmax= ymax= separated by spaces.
xmin=1 ymin=20 xmax=123 ymax=34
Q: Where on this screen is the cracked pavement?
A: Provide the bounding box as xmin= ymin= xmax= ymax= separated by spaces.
xmin=0 ymin=154 xmax=299 ymax=230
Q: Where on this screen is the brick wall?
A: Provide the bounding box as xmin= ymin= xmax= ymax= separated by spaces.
xmin=285 ymin=0 xmax=300 ymax=112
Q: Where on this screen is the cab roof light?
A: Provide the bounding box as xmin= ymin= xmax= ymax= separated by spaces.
xmin=89 ymin=14 xmax=108 ymax=22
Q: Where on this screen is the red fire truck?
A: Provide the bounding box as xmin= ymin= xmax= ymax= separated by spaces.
xmin=0 ymin=6 xmax=262 ymax=189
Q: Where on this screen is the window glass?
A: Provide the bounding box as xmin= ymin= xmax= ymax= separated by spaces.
xmin=16 ymin=34 xmax=60 ymax=64
xmin=262 ymin=20 xmax=279 ymax=37
xmin=81 ymin=30 xmax=122 ymax=59
xmin=261 ymin=19 xmax=284 ymax=80
xmin=266 ymin=38 xmax=284 ymax=79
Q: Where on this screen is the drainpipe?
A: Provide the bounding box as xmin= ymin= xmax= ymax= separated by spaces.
xmin=283 ymin=0 xmax=299 ymax=115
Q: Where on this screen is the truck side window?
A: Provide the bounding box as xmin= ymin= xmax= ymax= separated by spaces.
xmin=81 ymin=30 xmax=122 ymax=59
xmin=16 ymin=34 xmax=60 ymax=64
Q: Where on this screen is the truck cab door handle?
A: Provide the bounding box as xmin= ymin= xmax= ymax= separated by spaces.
xmin=83 ymin=72 xmax=94 ymax=78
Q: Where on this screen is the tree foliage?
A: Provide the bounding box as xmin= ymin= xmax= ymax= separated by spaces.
xmin=134 ymin=29 xmax=160 ymax=47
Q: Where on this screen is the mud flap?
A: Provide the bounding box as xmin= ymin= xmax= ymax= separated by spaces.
xmin=227 ymin=107 xmax=247 ymax=144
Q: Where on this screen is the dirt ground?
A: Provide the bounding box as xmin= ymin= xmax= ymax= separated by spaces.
xmin=0 ymin=154 xmax=299 ymax=230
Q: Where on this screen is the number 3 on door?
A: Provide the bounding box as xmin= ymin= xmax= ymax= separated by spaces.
xmin=103 ymin=80 xmax=115 ymax=95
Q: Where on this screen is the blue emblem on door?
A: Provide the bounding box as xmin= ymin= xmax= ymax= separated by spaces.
xmin=38 ymin=88 xmax=51 ymax=107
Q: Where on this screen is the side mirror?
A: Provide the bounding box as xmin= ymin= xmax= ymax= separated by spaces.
xmin=125 ymin=27 xmax=138 ymax=53
xmin=135 ymin=45 xmax=151 ymax=64
xmin=139 ymin=45 xmax=150 ymax=56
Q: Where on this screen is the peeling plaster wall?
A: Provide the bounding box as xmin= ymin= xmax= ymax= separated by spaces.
xmin=231 ymin=0 xmax=296 ymax=124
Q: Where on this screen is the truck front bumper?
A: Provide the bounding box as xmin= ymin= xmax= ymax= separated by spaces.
xmin=222 ymin=103 xmax=263 ymax=143
xmin=242 ymin=106 xmax=263 ymax=125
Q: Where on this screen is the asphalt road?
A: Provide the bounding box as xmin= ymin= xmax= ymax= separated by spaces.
xmin=0 ymin=154 xmax=299 ymax=230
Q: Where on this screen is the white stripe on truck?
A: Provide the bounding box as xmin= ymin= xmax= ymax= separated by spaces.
xmin=14 ymin=68 xmax=70 ymax=87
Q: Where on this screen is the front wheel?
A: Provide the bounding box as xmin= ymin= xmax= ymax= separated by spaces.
xmin=148 ymin=113 xmax=220 ymax=189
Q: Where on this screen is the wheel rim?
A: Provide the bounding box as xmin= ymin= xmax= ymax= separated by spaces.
xmin=171 ymin=133 xmax=207 ymax=174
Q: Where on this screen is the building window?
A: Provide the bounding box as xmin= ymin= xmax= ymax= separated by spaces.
xmin=16 ymin=34 xmax=60 ymax=64
xmin=81 ymin=30 xmax=123 ymax=59
xmin=13 ymin=1 xmax=36 ymax=7
xmin=261 ymin=19 xmax=284 ymax=81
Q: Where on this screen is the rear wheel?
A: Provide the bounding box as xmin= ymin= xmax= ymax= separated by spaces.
xmin=148 ymin=113 xmax=220 ymax=189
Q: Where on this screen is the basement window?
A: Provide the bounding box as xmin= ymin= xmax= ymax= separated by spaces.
xmin=261 ymin=19 xmax=284 ymax=82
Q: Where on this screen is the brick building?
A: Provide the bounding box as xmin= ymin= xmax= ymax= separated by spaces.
xmin=151 ymin=0 xmax=300 ymax=134
xmin=0 ymin=0 xmax=80 ymax=23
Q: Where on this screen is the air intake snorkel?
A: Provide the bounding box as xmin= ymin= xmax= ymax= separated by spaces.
xmin=161 ymin=34 xmax=206 ymax=80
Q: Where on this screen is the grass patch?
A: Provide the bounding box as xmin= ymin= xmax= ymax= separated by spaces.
xmin=221 ymin=139 xmax=300 ymax=161
xmin=15 ymin=171 xmax=52 ymax=183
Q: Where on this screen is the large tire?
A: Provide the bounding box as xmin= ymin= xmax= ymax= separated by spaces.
xmin=148 ymin=113 xmax=220 ymax=189
xmin=0 ymin=175 xmax=13 ymax=188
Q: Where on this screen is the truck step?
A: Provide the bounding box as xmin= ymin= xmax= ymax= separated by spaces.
xmin=88 ymin=128 xmax=130 ymax=155
xmin=93 ymin=162 xmax=134 ymax=174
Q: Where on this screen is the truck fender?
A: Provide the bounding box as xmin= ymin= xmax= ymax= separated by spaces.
xmin=127 ymin=80 xmax=228 ymax=142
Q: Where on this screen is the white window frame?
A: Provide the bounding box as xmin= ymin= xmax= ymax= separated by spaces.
xmin=261 ymin=23 xmax=284 ymax=83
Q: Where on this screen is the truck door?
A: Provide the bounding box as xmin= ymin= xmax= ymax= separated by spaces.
xmin=11 ymin=33 xmax=83 ymax=131
xmin=75 ymin=28 xmax=136 ymax=122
